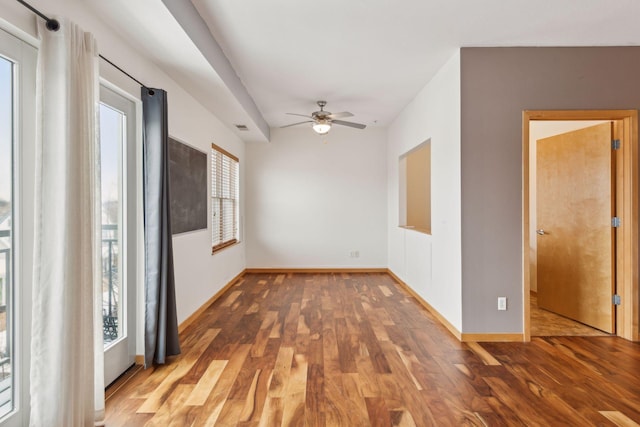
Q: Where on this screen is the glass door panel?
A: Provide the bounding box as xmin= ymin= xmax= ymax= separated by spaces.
xmin=0 ymin=54 xmax=15 ymax=419
xmin=0 ymin=27 xmax=37 ymax=427
xmin=100 ymin=85 xmax=136 ymax=386
xmin=100 ymin=103 xmax=124 ymax=347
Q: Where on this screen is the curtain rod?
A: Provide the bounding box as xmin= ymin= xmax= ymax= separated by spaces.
xmin=16 ymin=0 xmax=152 ymax=91
xmin=99 ymin=55 xmax=150 ymax=92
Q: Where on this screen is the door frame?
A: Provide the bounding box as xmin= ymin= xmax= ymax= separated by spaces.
xmin=523 ymin=110 xmax=639 ymax=341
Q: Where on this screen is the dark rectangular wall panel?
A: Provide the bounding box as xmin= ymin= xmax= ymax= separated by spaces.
xmin=168 ymin=137 xmax=207 ymax=234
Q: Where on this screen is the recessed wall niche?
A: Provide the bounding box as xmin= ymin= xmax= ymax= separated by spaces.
xmin=399 ymin=139 xmax=431 ymax=234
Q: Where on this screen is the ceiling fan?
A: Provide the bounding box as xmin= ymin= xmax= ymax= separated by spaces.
xmin=281 ymin=100 xmax=366 ymax=135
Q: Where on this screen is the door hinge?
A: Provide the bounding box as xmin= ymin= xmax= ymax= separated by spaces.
xmin=613 ymin=294 xmax=621 ymax=305
xmin=612 ymin=139 xmax=621 ymax=150
xmin=612 ymin=217 xmax=621 ymax=227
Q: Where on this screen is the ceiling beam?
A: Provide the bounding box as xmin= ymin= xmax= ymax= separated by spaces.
xmin=161 ymin=0 xmax=270 ymax=142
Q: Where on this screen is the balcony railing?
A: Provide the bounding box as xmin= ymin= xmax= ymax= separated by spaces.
xmin=0 ymin=228 xmax=10 ymax=359
xmin=0 ymin=226 xmax=119 ymax=416
xmin=0 ymin=226 xmax=119 ymax=346
xmin=0 ymin=227 xmax=119 ymax=343
xmin=0 ymin=229 xmax=11 ymax=417
xmin=102 ymin=224 xmax=119 ymax=344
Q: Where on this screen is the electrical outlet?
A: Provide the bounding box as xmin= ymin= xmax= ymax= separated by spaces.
xmin=497 ymin=297 xmax=507 ymax=311
xmin=349 ymin=251 xmax=360 ymax=258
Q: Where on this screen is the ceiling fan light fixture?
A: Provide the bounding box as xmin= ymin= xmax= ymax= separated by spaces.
xmin=282 ymin=101 xmax=364 ymax=132
xmin=312 ymin=120 xmax=331 ymax=135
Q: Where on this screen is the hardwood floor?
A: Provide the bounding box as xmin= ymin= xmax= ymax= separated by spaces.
xmin=530 ymin=292 xmax=611 ymax=337
xmin=106 ymin=273 xmax=640 ymax=426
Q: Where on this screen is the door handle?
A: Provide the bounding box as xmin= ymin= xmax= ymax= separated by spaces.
xmin=536 ymin=229 xmax=546 ymax=235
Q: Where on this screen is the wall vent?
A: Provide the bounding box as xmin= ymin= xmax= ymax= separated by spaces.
xmin=235 ymin=124 xmax=249 ymax=131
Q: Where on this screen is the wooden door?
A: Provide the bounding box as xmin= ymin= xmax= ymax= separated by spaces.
xmin=536 ymin=122 xmax=615 ymax=333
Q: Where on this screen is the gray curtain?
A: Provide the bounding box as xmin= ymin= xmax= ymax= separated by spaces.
xmin=142 ymin=88 xmax=180 ymax=367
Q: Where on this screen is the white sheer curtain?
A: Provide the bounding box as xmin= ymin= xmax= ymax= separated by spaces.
xmin=30 ymin=17 xmax=105 ymax=427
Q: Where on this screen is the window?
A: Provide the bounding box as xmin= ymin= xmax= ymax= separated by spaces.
xmin=211 ymin=144 xmax=239 ymax=253
xmin=399 ymin=140 xmax=431 ymax=234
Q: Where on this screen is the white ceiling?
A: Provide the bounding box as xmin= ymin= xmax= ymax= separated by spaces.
xmin=87 ymin=0 xmax=640 ymax=142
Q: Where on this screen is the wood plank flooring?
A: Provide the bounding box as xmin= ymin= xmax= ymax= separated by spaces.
xmin=530 ymin=292 xmax=610 ymax=337
xmin=106 ymin=273 xmax=640 ymax=426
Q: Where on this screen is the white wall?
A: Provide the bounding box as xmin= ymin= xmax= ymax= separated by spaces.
xmin=0 ymin=0 xmax=246 ymax=352
xmin=387 ymin=51 xmax=462 ymax=330
xmin=245 ymin=127 xmax=387 ymax=268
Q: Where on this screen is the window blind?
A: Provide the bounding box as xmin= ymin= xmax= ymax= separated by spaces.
xmin=211 ymin=143 xmax=239 ymax=253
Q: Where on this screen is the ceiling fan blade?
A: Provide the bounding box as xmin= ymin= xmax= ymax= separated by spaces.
xmin=280 ymin=120 xmax=313 ymax=128
xmin=332 ymin=119 xmax=366 ymax=129
xmin=328 ymin=111 xmax=354 ymax=119
xmin=286 ymin=113 xmax=313 ymax=119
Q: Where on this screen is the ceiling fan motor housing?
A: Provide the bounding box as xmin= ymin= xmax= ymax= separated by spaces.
xmin=313 ymin=100 xmax=330 ymax=120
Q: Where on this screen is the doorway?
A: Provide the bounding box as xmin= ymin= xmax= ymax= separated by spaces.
xmin=523 ymin=110 xmax=639 ymax=341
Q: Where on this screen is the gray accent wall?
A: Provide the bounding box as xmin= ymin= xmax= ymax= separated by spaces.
xmin=460 ymin=47 xmax=640 ymax=333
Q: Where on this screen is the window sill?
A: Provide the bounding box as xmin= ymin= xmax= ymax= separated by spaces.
xmin=211 ymin=239 xmax=240 ymax=255
xmin=399 ymin=225 xmax=431 ymax=235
